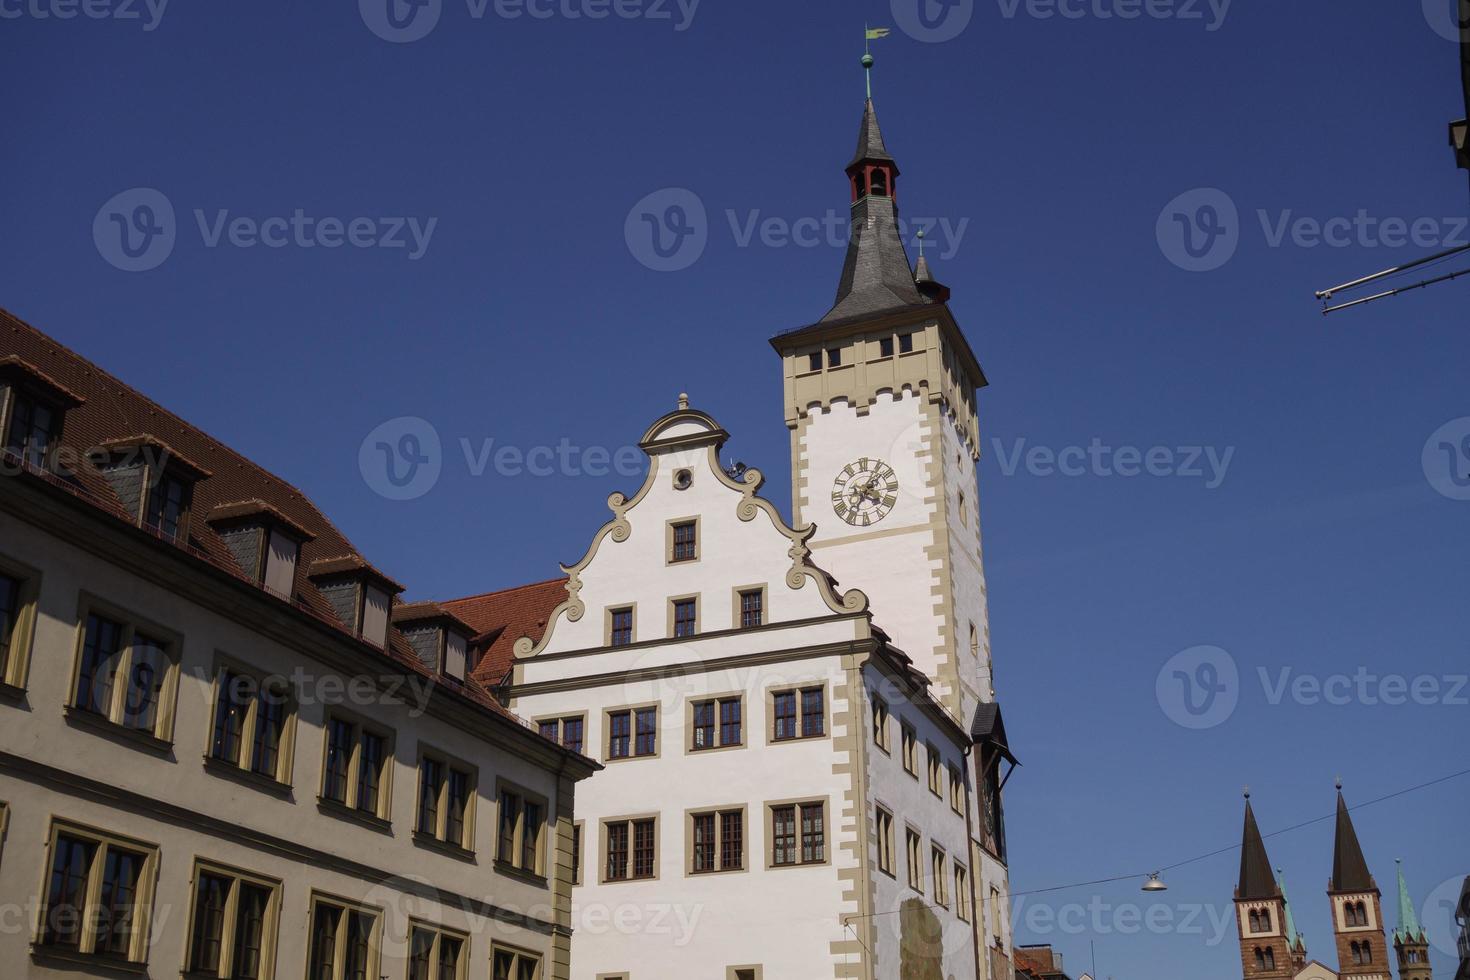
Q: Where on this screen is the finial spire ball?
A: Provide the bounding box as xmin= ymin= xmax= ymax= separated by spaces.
xmin=862 ymin=52 xmax=874 ymax=69
xmin=1335 ymin=776 xmax=1343 ymax=790
xmin=678 ymin=392 xmax=690 ymax=410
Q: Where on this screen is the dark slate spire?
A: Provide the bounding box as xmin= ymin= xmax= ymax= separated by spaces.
xmin=824 ymin=98 xmax=924 ymax=323
xmin=1331 ymin=789 xmax=1376 ymax=893
xmin=848 ymin=99 xmax=896 ymax=170
xmin=1238 ymin=795 xmax=1281 ymax=900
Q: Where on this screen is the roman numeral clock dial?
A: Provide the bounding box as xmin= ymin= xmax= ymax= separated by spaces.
xmin=831 ymin=458 xmax=898 ymax=527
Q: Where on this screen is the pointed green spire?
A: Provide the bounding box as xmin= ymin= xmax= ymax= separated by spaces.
xmin=1395 ymin=859 xmax=1427 ymax=943
xmin=1276 ymin=867 xmax=1305 ymax=952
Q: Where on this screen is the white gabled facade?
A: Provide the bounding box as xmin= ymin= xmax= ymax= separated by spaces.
xmin=503 ymin=402 xmax=983 ymax=980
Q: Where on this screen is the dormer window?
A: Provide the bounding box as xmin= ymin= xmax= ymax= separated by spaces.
xmin=206 ymin=499 xmax=314 ymax=599
xmin=6 ymin=394 xmax=56 ymax=468
xmin=308 ymin=558 xmax=404 ymax=650
xmin=145 ymin=470 xmax=189 ymax=542
xmin=391 ymin=603 xmax=475 ymax=682
xmin=0 ymin=356 xmax=83 ymax=472
xmin=99 ymin=435 xmax=211 ymax=544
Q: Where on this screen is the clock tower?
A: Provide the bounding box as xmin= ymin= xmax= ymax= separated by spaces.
xmin=770 ymin=60 xmax=1015 ymax=973
xmin=770 ymin=79 xmax=990 ymax=725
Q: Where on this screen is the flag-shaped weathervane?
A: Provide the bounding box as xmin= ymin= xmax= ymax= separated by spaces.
xmin=863 ymin=25 xmax=890 ymax=98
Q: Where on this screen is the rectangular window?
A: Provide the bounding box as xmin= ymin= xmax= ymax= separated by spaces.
xmin=207 ymin=666 xmax=293 ymax=783
xmin=187 ymin=863 xmax=280 ymax=979
xmin=905 ymin=828 xmax=922 ymax=890
xmin=494 ymin=783 xmax=545 ymax=876
xmin=416 ymin=752 xmax=475 ymax=850
xmin=144 ymin=471 xmax=189 ymax=542
xmin=538 ymin=715 xmax=585 ymax=755
xmin=991 ymin=886 xmax=1003 ymax=939
xmin=40 ymin=823 xmax=158 ymax=963
xmin=899 ymin=332 xmax=914 ymax=353
xmin=955 ymin=865 xmax=971 ymax=921
xmin=771 ymin=801 xmax=825 ymax=867
xmin=691 ymin=696 xmax=741 ymax=750
xmin=608 ymin=607 xmax=633 ymax=647
xmin=827 ymin=348 xmax=842 ymax=368
xmin=949 ymin=764 xmax=965 ymax=815
xmin=634 ymin=706 xmax=657 ymax=755
xmin=876 ymin=806 xmax=895 ymax=876
xmin=571 ymin=823 xmax=583 ymax=885
xmin=607 ymin=710 xmax=631 ymax=759
xmin=306 ymin=896 xmax=378 ymax=980
xmin=0 ymin=569 xmax=28 ymax=685
xmin=871 ymin=697 xmax=890 ymax=752
xmin=672 ymin=598 xmax=697 ymax=637
xmin=807 ymin=352 xmax=822 ymax=372
xmin=771 ymin=686 xmax=824 ymax=741
xmin=879 ymin=336 xmax=894 ymax=357
xmin=901 ymin=723 xmax=918 ymax=776
xmin=603 ymin=817 xmax=657 ymax=882
xmin=6 ymin=393 xmax=56 ymax=468
xmin=690 ymin=808 xmax=743 ymax=873
xmin=491 ymin=945 xmax=541 ymax=980
xmin=738 ymin=589 xmax=763 ymax=628
xmin=71 ymin=607 xmax=179 ymax=742
xmin=406 ymin=924 xmax=466 ymax=980
xmin=927 ymin=744 xmax=944 ymax=797
xmin=670 ymin=521 xmax=697 ymax=562
xmin=931 ymin=847 xmax=949 ymax=906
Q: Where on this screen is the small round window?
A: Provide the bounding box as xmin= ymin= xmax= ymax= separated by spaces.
xmin=673 ymin=468 xmax=693 ymax=490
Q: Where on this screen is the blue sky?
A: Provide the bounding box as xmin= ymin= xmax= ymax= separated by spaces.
xmin=3 ymin=1 xmax=1467 ymax=976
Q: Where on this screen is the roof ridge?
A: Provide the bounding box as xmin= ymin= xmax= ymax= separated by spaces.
xmin=0 ymin=305 xmax=367 ymax=559
xmin=442 ymin=576 xmax=569 ymax=604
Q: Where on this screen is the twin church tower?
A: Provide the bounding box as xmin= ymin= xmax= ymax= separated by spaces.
xmin=1235 ymin=789 xmax=1434 ymax=980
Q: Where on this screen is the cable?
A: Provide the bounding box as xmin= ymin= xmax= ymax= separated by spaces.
xmin=1007 ymin=765 xmax=1470 ymax=900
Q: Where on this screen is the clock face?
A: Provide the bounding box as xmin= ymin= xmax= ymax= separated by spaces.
xmin=832 ymin=458 xmax=898 ymax=527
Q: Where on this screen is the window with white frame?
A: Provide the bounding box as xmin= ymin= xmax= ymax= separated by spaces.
xmin=70 ymin=605 xmax=181 ymax=742
xmin=305 ymin=894 xmax=379 ymax=980
xmin=38 ymin=821 xmax=159 ymax=964
xmin=416 ymin=751 xmax=475 ymax=850
xmin=321 ymin=712 xmax=392 ymax=820
xmin=407 ymin=921 xmax=467 ymax=980
xmin=186 ymin=862 xmax=281 ymax=979
xmin=491 ymin=944 xmax=541 ymax=980
xmin=208 ymin=663 xmax=294 ymax=784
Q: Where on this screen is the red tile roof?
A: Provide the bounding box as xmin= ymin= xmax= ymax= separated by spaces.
xmin=442 ymin=577 xmax=569 ymax=687
xmin=0 ymin=305 xmax=553 ymax=737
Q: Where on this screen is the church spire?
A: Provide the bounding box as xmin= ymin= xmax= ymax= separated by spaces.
xmin=823 ymin=51 xmax=926 ymax=324
xmin=1330 ymin=789 xmax=1376 ymax=893
xmin=1395 ymin=860 xmax=1427 ymax=943
xmin=1238 ymin=795 xmax=1280 ymax=900
xmin=1276 ymin=868 xmax=1306 ymax=955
